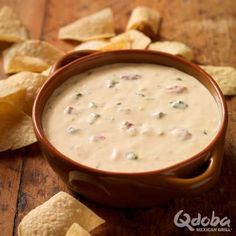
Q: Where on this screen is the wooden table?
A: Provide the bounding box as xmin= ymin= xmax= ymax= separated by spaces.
xmin=0 ymin=0 xmax=236 ymax=235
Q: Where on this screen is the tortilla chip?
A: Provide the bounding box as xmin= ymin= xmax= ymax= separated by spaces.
xmin=148 ymin=41 xmax=193 ymax=60
xmin=74 ymin=40 xmax=109 ymax=51
xmin=0 ymin=72 xmax=47 ymax=114
xmin=0 ymin=6 xmax=28 ymax=43
xmin=59 ymin=8 xmax=115 ymax=42
xmin=41 ymin=66 xmax=52 ymax=76
xmin=74 ymin=39 xmax=131 ymax=52
xmin=3 ymin=40 xmax=64 ymax=73
xmin=126 ymin=6 xmax=161 ymax=37
xmin=0 ymin=101 xmax=36 ymax=151
xmin=111 ymin=30 xmax=151 ymax=49
xmin=0 ymin=85 xmax=26 ymax=110
xmin=101 ymin=39 xmax=131 ymax=51
xmin=66 ymin=223 xmax=91 ymax=236
xmin=201 ymin=65 xmax=236 ymax=96
xmin=18 ymin=192 xmax=105 ymax=236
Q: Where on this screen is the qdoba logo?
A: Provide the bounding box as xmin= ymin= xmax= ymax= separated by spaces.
xmin=174 ymin=210 xmax=231 ymax=232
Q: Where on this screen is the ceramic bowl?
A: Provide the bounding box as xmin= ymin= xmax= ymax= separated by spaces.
xmin=33 ymin=50 xmax=228 ymax=208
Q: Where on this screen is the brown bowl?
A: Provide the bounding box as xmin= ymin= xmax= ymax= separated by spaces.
xmin=33 ymin=50 xmax=228 ymax=208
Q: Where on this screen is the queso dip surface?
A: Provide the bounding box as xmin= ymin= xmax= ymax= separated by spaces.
xmin=43 ymin=63 xmax=220 ymax=172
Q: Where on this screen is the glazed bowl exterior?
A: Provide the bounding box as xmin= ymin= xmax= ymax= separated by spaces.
xmin=33 ymin=50 xmax=227 ymax=208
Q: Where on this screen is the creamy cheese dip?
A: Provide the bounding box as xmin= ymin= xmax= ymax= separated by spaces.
xmin=43 ymin=63 xmax=220 ymax=172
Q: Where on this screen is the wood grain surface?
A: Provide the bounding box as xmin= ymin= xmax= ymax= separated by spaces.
xmin=0 ymin=0 xmax=236 ymax=235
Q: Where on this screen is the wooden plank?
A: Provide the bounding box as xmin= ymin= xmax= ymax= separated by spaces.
xmin=13 ymin=144 xmax=70 ymax=233
xmin=0 ymin=0 xmax=47 ymax=235
xmin=0 ymin=150 xmax=23 ymax=236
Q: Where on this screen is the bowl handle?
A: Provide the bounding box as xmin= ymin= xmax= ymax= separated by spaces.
xmin=161 ymin=144 xmax=223 ymax=194
xmin=50 ymin=50 xmax=98 ymax=74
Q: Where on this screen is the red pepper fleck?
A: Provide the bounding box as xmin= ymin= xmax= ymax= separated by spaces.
xmin=90 ymin=135 xmax=106 ymax=142
xmin=64 ymin=106 xmax=74 ymax=114
xmin=123 ymin=121 xmax=134 ymax=129
xmin=166 ymin=85 xmax=187 ymax=94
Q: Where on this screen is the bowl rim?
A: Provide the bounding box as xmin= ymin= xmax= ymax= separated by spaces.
xmin=32 ymin=49 xmax=228 ymax=177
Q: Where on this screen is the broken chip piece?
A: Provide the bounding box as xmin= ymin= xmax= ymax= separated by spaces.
xmin=0 ymin=6 xmax=28 ymax=42
xmin=110 ymin=30 xmax=151 ymax=49
xmin=74 ymin=38 xmax=131 ymax=52
xmin=0 ymin=84 xmax=26 ymax=111
xmin=148 ymin=41 xmax=193 ymax=60
xmin=66 ymin=223 xmax=91 ymax=236
xmin=74 ymin=40 xmax=109 ymax=51
xmin=201 ymin=65 xmax=236 ymax=96
xmin=100 ymin=39 xmax=131 ymax=51
xmin=59 ymin=8 xmax=115 ymax=42
xmin=0 ymin=101 xmax=36 ymax=151
xmin=41 ymin=66 xmax=52 ymax=76
xmin=126 ymin=6 xmax=161 ymax=38
xmin=3 ymin=40 xmax=64 ymax=73
xmin=0 ymin=72 xmax=47 ymax=114
xmin=17 ymin=192 xmax=105 ymax=236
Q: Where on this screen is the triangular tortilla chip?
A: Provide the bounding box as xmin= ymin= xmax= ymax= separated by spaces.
xmin=66 ymin=223 xmax=91 ymax=236
xmin=110 ymin=30 xmax=151 ymax=49
xmin=100 ymin=39 xmax=131 ymax=51
xmin=74 ymin=40 xmax=109 ymax=51
xmin=148 ymin=41 xmax=193 ymax=60
xmin=74 ymin=39 xmax=131 ymax=51
xmin=0 ymin=101 xmax=36 ymax=151
xmin=126 ymin=6 xmax=161 ymax=37
xmin=0 ymin=72 xmax=47 ymax=114
xmin=0 ymin=84 xmax=26 ymax=111
xmin=201 ymin=65 xmax=236 ymax=96
xmin=3 ymin=40 xmax=64 ymax=73
xmin=41 ymin=66 xmax=52 ymax=76
xmin=18 ymin=192 xmax=105 ymax=236
xmin=0 ymin=6 xmax=28 ymax=42
xmin=59 ymin=8 xmax=115 ymax=41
